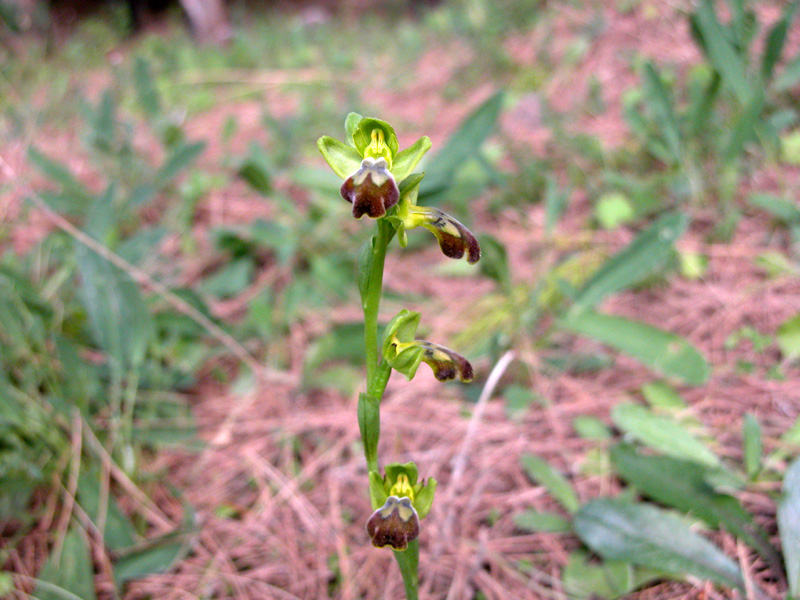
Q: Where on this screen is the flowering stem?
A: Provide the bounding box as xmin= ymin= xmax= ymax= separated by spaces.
xmin=363 ymin=220 xmax=390 ymax=397
xmin=394 ymin=540 xmax=420 ymax=600
xmin=359 ymin=218 xmax=420 ymax=599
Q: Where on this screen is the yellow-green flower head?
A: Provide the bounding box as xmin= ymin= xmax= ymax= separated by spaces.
xmin=366 ymin=463 xmax=436 ymax=549
xmin=366 ymin=495 xmax=420 ymax=550
xmin=317 ymin=114 xmax=432 ymax=220
xmin=382 ymin=309 xmax=474 ymax=382
xmin=340 ymin=157 xmax=399 ymax=219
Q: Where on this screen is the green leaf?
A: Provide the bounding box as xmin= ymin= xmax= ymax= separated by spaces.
xmin=237 ymin=141 xmax=272 ymax=195
xmin=420 ymin=91 xmax=504 ymax=197
xmin=573 ymin=498 xmax=745 ymax=590
xmin=749 ymin=193 xmax=800 ymax=224
xmin=573 ymin=415 xmax=612 ymax=440
xmin=77 ymin=472 xmax=136 ymax=552
xmin=762 ymin=14 xmax=789 ymax=82
xmin=520 ymin=454 xmax=579 ymax=513
xmin=571 ymin=213 xmax=688 ymax=314
xmin=723 ymin=89 xmax=765 ymax=162
xmin=640 ymin=381 xmax=687 ymax=411
xmin=317 ymin=135 xmax=362 ymax=179
xmin=610 ymin=444 xmax=779 ymax=568
xmin=513 ymin=510 xmax=571 ymax=533
xmin=561 ymin=312 xmax=710 ymax=385
xmin=611 ymin=403 xmax=719 ymax=466
xmin=155 ymin=140 xmax=205 ymax=188
xmin=34 ymin=526 xmax=97 ymax=600
xmin=562 ymin=552 xmax=666 ymax=600
xmin=642 ymin=62 xmax=682 ymax=163
xmin=27 ymin=147 xmax=94 ymax=216
xmin=778 ymin=457 xmax=800 ymax=597
xmin=76 ymin=244 xmax=155 ymax=371
xmin=778 ymin=312 xmax=800 ymax=361
xmin=773 ymin=53 xmax=800 ymax=92
xmin=742 ymin=414 xmax=762 ymax=478
xmin=113 ymin=531 xmax=194 ymax=585
xmin=200 ymin=258 xmax=253 ymax=299
xmin=133 ymin=57 xmax=160 ymax=117
xmin=391 ymin=136 xmax=432 ymax=182
xmin=693 ymin=0 xmax=752 ymax=104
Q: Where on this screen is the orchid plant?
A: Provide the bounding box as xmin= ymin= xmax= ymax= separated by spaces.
xmin=318 ymin=115 xmax=480 ymax=598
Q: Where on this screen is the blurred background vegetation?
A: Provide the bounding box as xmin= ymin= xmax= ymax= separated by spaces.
xmin=1 ymin=0 xmax=800 ymax=598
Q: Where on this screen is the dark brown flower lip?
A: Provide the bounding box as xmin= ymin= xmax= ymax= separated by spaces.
xmin=366 ymin=495 xmax=420 ymax=550
xmin=340 ymin=157 xmax=400 ymax=219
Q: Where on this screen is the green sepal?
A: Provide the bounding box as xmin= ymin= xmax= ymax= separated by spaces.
xmin=369 ymin=469 xmax=389 ymax=510
xmin=398 ymin=172 xmax=425 ymax=205
xmin=384 ymin=309 xmax=421 ymax=344
xmin=414 ymin=477 xmax=437 ymax=519
xmin=358 ymin=393 xmax=380 ymax=472
xmin=385 ymin=462 xmax=419 ymax=487
xmin=382 ymin=310 xmax=425 ymax=380
xmin=353 ymin=117 xmax=399 ymax=164
xmin=345 ymin=112 xmax=363 ymax=147
xmin=317 ymin=135 xmax=362 ymax=179
xmin=392 ymin=137 xmax=432 ymax=182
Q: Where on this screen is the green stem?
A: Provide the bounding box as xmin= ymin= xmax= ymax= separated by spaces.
xmin=360 ymin=219 xmax=420 ymax=600
xmin=363 ymin=220 xmax=391 ymax=396
xmin=393 ymin=540 xmax=420 ymax=600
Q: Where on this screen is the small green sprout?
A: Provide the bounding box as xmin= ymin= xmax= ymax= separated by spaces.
xmin=318 ymin=114 xmax=480 ymax=599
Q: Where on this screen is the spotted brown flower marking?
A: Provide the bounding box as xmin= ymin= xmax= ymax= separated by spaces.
xmin=340 ymin=157 xmax=400 ymax=219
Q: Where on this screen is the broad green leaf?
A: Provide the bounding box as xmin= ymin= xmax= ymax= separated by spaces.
xmin=743 ymin=414 xmax=762 ymax=478
xmin=77 ymin=472 xmax=136 ymax=552
xmin=113 ymin=531 xmax=193 ymax=584
xmin=573 ymin=415 xmax=612 ymax=440
xmin=573 ymin=498 xmax=745 ymax=590
xmin=520 ymin=454 xmax=579 ymax=513
xmin=200 ymin=258 xmax=253 ymax=299
xmin=611 ymin=403 xmax=718 ymax=466
xmin=749 ymin=193 xmax=800 ymax=224
xmin=778 ymin=457 xmax=800 ymax=597
xmin=237 ymin=141 xmax=272 ymax=195
xmin=34 ymin=526 xmax=97 ymax=600
xmin=155 ymin=140 xmax=205 ymax=187
xmin=513 ymin=510 xmax=570 ymax=533
xmin=133 ymin=57 xmax=160 ymax=117
xmin=561 ymin=312 xmax=710 ymax=385
xmin=562 ymin=552 xmax=666 ymax=600
xmin=420 ymin=91 xmax=504 ymax=197
xmin=391 ymin=136 xmax=432 ymax=182
xmin=778 ymin=313 xmax=800 ymax=361
xmin=610 ymin=444 xmax=778 ymax=568
xmin=640 ymin=381 xmax=686 ymax=411
xmin=317 ymin=135 xmax=362 ymax=179
xmin=571 ymin=213 xmax=688 ymax=314
xmin=476 ymin=234 xmax=511 ymax=291
xmin=76 ymin=245 xmax=155 ymax=371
